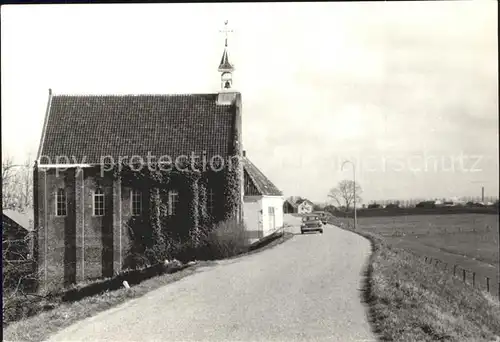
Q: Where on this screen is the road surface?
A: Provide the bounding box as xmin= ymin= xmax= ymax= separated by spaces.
xmin=47 ymin=220 xmax=375 ymax=342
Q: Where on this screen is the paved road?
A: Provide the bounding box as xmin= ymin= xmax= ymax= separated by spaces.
xmin=48 ymin=221 xmax=375 ymax=342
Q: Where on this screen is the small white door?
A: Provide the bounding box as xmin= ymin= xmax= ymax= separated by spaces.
xmin=268 ymin=207 xmax=276 ymax=232
xmin=244 ymin=200 xmax=262 ymax=241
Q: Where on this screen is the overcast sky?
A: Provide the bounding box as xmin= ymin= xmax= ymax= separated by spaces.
xmin=1 ymin=2 xmax=498 ymax=203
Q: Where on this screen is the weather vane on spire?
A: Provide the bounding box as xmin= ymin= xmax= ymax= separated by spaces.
xmin=219 ymin=20 xmax=233 ymax=47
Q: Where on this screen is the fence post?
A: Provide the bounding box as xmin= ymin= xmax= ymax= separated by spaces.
xmin=472 ymin=272 xmax=475 ymax=287
xmin=486 ymin=277 xmax=490 ymax=293
xmin=463 ymin=269 xmax=466 ymax=283
xmin=453 ymin=265 xmax=457 ymax=276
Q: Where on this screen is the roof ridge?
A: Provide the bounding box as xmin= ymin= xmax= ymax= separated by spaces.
xmin=52 ymin=93 xmax=223 ymax=97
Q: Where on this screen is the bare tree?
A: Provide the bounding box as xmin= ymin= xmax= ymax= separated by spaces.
xmin=2 ymin=154 xmax=33 ymax=211
xmin=2 ymin=229 xmax=39 ymax=322
xmin=327 ymin=179 xmax=362 ymax=211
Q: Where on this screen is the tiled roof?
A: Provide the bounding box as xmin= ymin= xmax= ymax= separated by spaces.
xmin=296 ymin=199 xmax=313 ymax=206
xmin=243 ymin=157 xmax=282 ymax=196
xmin=284 ymin=199 xmax=298 ymax=208
xmin=39 ymin=94 xmax=238 ymax=164
xmin=2 ymin=209 xmax=34 ymax=231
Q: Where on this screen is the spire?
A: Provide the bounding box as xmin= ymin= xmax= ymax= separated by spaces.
xmin=218 ymin=20 xmax=234 ymax=73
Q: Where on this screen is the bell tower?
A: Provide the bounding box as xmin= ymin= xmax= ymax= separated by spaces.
xmin=218 ymin=20 xmax=235 ymax=91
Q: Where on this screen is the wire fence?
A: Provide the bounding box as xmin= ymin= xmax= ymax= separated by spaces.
xmin=329 ymin=218 xmax=499 ymax=300
xmin=384 ymin=225 xmax=496 ymax=237
xmin=421 ymin=255 xmax=498 ymax=299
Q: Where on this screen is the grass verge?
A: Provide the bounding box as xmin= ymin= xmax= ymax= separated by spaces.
xmin=352 ymin=229 xmax=500 ymax=342
xmin=3 ymin=261 xmax=214 ymax=342
xmin=3 ymin=227 xmax=294 ymax=342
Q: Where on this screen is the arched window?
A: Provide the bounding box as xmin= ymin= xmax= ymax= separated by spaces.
xmin=55 ymin=188 xmax=67 ymax=217
xmin=224 ymin=81 xmax=231 ymax=89
xmin=93 ymin=188 xmax=105 ymax=216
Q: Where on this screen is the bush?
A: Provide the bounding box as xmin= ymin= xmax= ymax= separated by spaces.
xmin=2 ymin=261 xmax=35 ymax=291
xmin=198 ymin=219 xmax=249 ymax=260
xmin=3 ymin=294 xmax=48 ymax=326
xmin=167 ymin=239 xmax=198 ymax=264
xmin=416 ymin=201 xmax=436 ymax=208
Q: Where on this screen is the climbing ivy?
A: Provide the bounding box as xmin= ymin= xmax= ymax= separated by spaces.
xmin=112 ymin=157 xmax=242 ymax=264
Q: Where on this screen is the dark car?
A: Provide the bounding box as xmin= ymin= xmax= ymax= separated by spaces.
xmin=301 ymin=214 xmax=324 ymax=234
xmin=313 ymin=211 xmax=329 ymax=225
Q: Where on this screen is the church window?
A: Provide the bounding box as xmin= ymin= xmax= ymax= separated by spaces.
xmin=55 ymin=188 xmax=67 ymax=217
xmin=168 ymin=190 xmax=179 ymax=216
xmin=131 ymin=189 xmax=142 ymax=216
xmin=93 ymin=188 xmax=105 ymax=216
xmin=206 ymin=188 xmax=215 ymax=214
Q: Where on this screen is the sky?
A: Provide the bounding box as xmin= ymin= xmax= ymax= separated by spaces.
xmin=1 ymin=2 xmax=498 ymax=204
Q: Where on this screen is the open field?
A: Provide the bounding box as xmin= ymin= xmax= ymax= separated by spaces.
xmin=355 ymin=231 xmax=500 ymax=342
xmin=329 ymin=213 xmax=500 ymax=298
xmin=354 ymin=206 xmax=498 ymax=217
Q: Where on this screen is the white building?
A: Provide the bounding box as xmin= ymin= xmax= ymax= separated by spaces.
xmin=242 ymin=154 xmax=284 ymax=243
xmin=296 ymin=199 xmax=314 ymax=214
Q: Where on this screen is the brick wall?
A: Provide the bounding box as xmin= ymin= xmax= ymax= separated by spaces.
xmin=35 ymin=168 xmax=77 ymax=291
xmin=35 ymin=167 xmax=119 ymax=291
xmin=34 ymin=165 xmax=242 ymax=291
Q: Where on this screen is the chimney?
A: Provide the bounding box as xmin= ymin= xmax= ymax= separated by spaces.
xmin=242 ymin=150 xmax=246 ymax=157
xmin=217 ymin=91 xmax=237 ymax=105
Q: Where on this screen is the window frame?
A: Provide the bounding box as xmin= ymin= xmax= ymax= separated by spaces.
xmin=268 ymin=206 xmax=276 ymax=230
xmin=168 ymin=189 xmax=179 ymax=216
xmin=206 ymin=188 xmax=215 ymax=215
xmin=130 ymin=189 xmax=142 ymax=216
xmin=93 ymin=188 xmax=105 ymax=217
xmin=55 ymin=188 xmax=67 ymax=217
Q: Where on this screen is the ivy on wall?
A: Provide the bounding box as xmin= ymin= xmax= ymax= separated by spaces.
xmin=113 ymin=159 xmax=242 ymax=265
xmin=223 ymin=159 xmax=242 ymax=221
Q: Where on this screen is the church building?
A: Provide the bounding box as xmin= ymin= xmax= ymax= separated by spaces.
xmin=32 ymin=21 xmax=283 ymax=291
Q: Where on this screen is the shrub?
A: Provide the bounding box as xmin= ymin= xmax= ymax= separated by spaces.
xmin=198 ymin=219 xmax=249 ymax=260
xmin=166 ymin=239 xmax=198 ymax=264
xmin=416 ymin=201 xmax=436 ymax=208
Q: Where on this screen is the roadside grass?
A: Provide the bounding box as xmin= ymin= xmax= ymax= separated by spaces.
xmin=359 ymin=231 xmax=500 ymax=342
xmin=3 ymin=261 xmax=214 ymax=342
xmin=3 ymin=224 xmax=295 ymax=342
xmin=331 ymin=214 xmax=499 ymax=297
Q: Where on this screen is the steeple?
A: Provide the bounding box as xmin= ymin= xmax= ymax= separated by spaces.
xmin=218 ymin=20 xmax=234 ymax=90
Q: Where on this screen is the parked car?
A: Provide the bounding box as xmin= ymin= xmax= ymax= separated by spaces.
xmin=313 ymin=211 xmax=329 ymax=224
xmin=301 ymin=214 xmax=324 ymax=234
